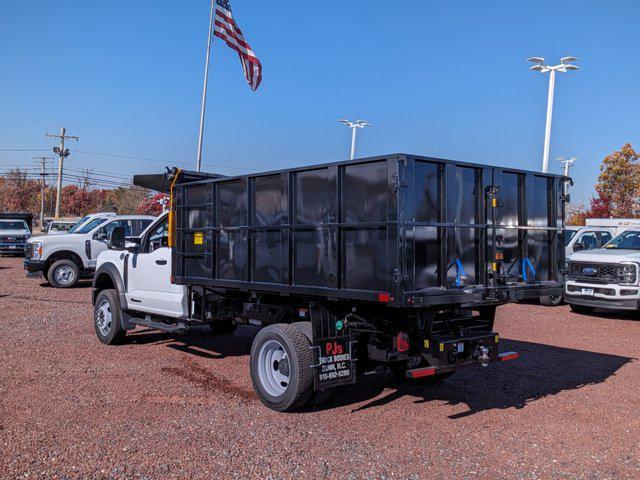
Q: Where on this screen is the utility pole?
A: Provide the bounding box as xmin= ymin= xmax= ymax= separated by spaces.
xmin=33 ymin=156 xmax=53 ymax=228
xmin=46 ymin=127 xmax=79 ymax=219
xmin=80 ymin=168 xmax=94 ymax=190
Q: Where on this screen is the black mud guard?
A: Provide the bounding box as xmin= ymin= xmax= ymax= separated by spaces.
xmin=309 ymin=302 xmax=357 ymax=390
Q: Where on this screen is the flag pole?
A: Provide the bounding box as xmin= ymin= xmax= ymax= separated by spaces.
xmin=196 ymin=0 xmax=216 ymax=172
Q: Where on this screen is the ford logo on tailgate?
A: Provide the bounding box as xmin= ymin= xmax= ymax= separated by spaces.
xmin=582 ymin=267 xmax=598 ymax=276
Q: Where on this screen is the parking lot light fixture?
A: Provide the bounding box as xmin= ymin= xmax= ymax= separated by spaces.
xmin=527 ymin=56 xmax=579 ymax=173
xmin=339 ymin=119 xmax=372 ymax=160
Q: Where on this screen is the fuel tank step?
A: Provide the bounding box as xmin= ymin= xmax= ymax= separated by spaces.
xmin=130 ymin=317 xmax=186 ymax=333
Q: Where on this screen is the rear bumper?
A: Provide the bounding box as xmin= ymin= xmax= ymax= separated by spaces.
xmin=406 ymin=351 xmax=519 ymax=378
xmin=23 ymin=258 xmax=45 ymax=277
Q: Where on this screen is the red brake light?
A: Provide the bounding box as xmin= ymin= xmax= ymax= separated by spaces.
xmin=396 ymin=332 xmax=410 ymax=353
xmin=378 ymin=292 xmax=391 ymax=303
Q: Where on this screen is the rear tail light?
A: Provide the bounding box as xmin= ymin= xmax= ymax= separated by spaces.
xmin=395 ymin=332 xmax=410 ymax=353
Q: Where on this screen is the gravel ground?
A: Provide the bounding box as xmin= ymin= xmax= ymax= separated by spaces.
xmin=1 ymin=255 xmax=639 ymax=479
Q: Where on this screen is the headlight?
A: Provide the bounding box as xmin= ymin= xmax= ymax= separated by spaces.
xmin=32 ymin=242 xmax=43 ymax=260
xmin=617 ymin=264 xmax=637 ymax=285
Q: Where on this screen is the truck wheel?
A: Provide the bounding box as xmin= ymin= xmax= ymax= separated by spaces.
xmin=570 ymin=304 xmax=596 ymax=315
xmin=94 ymin=289 xmax=126 ymax=345
xmin=208 ymin=320 xmax=238 ymax=335
xmin=250 ymin=323 xmax=313 ymax=412
xmin=47 ymin=259 xmax=80 ymax=288
xmin=291 ymin=321 xmax=335 ymax=407
xmin=540 ymin=295 xmax=563 ymax=306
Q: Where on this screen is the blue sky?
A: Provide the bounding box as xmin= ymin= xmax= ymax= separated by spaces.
xmin=1 ymin=0 xmax=639 ymax=204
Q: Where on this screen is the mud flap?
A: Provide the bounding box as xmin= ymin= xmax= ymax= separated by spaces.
xmin=309 ymin=302 xmax=357 ymax=390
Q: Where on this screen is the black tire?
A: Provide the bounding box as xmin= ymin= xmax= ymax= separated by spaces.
xmin=208 ymin=320 xmax=238 ymax=335
xmin=47 ymin=259 xmax=80 ymax=288
xmin=291 ymin=321 xmax=335 ymax=406
xmin=250 ymin=323 xmax=313 ymax=412
xmin=540 ymin=295 xmax=563 ymax=306
xmin=94 ymin=289 xmax=126 ymax=345
xmin=389 ymin=362 xmax=455 ymax=385
xmin=570 ymin=304 xmax=596 ymax=314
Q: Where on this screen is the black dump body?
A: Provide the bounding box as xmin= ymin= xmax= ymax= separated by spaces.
xmin=158 ymin=154 xmax=565 ymax=309
xmin=0 ymin=212 xmax=34 ymax=231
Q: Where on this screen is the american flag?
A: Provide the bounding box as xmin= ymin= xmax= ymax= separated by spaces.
xmin=214 ymin=0 xmax=262 ymax=91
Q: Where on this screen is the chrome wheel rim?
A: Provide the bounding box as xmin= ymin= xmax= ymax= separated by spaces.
xmin=54 ymin=265 xmax=75 ymax=285
xmin=96 ymin=299 xmax=112 ymax=337
xmin=257 ymin=340 xmax=290 ymax=397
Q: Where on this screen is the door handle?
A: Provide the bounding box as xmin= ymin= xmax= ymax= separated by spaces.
xmin=155 ymin=260 xmax=167 ymax=265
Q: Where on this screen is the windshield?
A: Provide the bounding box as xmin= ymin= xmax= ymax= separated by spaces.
xmin=68 ymin=215 xmax=91 ymax=233
xmin=75 ymin=217 xmax=108 ymax=234
xmin=564 ymin=229 xmax=578 ymax=247
xmin=603 ymin=230 xmax=640 ymax=250
xmin=0 ymin=220 xmax=28 ymax=230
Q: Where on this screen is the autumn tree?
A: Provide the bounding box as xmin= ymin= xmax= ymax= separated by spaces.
xmin=103 ymin=187 xmax=152 ymax=214
xmin=0 ymin=169 xmax=41 ymax=213
xmin=137 ymin=192 xmax=168 ymax=215
xmin=595 ymin=143 xmax=640 ymax=217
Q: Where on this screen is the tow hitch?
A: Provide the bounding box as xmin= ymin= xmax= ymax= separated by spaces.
xmin=475 ymin=345 xmax=490 ymax=367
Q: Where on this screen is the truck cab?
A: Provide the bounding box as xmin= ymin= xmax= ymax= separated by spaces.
xmin=0 ymin=219 xmax=31 ymax=255
xmin=94 ymin=213 xmax=187 ymax=317
xmin=565 ymin=228 xmax=640 ymax=313
xmin=565 ymin=226 xmax=614 ymax=258
xmin=24 ymin=214 xmax=154 ymax=288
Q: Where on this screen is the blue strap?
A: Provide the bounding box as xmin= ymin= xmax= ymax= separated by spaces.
xmin=522 ymin=258 xmax=536 ymax=282
xmin=455 ymin=259 xmax=465 ymax=287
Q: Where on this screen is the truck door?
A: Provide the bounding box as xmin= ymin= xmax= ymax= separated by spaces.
xmin=125 ymin=217 xmax=186 ymax=318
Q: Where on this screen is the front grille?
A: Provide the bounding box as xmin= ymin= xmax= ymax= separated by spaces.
xmin=567 ymin=284 xmax=616 ymax=295
xmin=24 ymin=243 xmax=33 ymax=258
xmin=567 ymin=262 xmax=618 ymax=283
xmin=0 ymin=235 xmax=26 ymax=244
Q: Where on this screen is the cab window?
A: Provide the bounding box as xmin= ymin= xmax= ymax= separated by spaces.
xmin=575 ymin=231 xmax=598 ymax=251
xmin=145 ymin=218 xmax=169 ymax=252
xmin=94 ymin=219 xmax=152 ymax=240
xmin=599 ymin=231 xmax=612 ymax=246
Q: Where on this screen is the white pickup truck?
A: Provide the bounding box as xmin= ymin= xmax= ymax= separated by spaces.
xmin=565 ymin=229 xmax=640 ymax=313
xmin=24 ymin=214 xmax=155 ymax=288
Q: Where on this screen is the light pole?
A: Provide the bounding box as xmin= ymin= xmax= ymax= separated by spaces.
xmin=557 ymin=156 xmax=578 ymax=196
xmin=338 ymin=119 xmax=372 ymax=160
xmin=527 ymin=56 xmax=579 ymax=173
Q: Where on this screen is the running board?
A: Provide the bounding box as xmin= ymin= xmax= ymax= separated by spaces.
xmin=130 ymin=317 xmax=186 ymax=334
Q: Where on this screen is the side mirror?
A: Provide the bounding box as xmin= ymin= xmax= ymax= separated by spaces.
xmin=109 ymin=226 xmax=126 ymax=250
xmin=125 ymin=236 xmax=141 ymax=253
xmin=573 ymin=242 xmax=584 ymax=252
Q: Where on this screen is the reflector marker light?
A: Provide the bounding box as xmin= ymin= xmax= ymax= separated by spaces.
xmin=406 ymin=366 xmax=436 ymax=379
xmin=499 ymin=351 xmax=519 ymax=362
